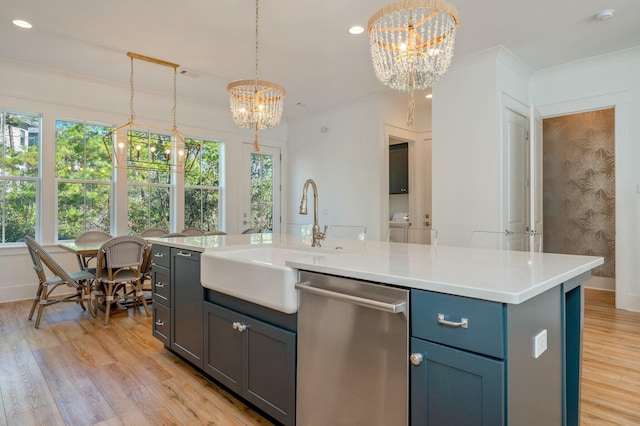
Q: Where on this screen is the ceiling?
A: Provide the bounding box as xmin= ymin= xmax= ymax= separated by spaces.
xmin=2 ymin=0 xmax=639 ymax=120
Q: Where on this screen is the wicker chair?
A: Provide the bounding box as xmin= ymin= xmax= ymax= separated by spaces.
xmin=181 ymin=227 xmax=205 ymax=236
xmin=95 ymin=236 xmax=149 ymax=325
xmin=241 ymin=228 xmax=258 ymax=234
xmin=140 ymin=228 xmax=169 ymax=237
xmin=74 ymin=230 xmax=113 ymax=272
xmin=25 ymin=236 xmax=96 ymax=328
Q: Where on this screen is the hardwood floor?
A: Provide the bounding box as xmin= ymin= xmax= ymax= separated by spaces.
xmin=581 ymin=289 xmax=640 ymax=425
xmin=0 ymin=299 xmax=272 ymax=426
xmin=0 ymin=288 xmax=638 ymax=425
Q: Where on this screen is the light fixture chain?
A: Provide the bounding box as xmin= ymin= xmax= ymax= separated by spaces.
xmin=172 ymin=67 xmax=177 ymax=130
xmin=255 ymin=0 xmax=259 ymax=86
xmin=129 ymin=56 xmax=135 ymax=122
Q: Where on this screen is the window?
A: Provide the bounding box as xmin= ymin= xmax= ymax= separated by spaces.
xmin=249 ymin=151 xmax=274 ymax=233
xmin=55 ymin=120 xmax=113 ymax=240
xmin=127 ymin=131 xmax=172 ymax=235
xmin=184 ymin=139 xmax=221 ymax=231
xmin=0 ymin=110 xmax=40 ymax=243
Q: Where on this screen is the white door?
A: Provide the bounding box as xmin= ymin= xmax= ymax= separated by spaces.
xmin=240 ymin=143 xmax=281 ymax=234
xmin=529 ymin=105 xmax=544 ymax=252
xmin=504 ymin=107 xmax=529 ymax=250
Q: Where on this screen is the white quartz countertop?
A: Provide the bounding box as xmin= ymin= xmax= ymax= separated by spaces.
xmin=148 ymin=233 xmax=603 ymax=305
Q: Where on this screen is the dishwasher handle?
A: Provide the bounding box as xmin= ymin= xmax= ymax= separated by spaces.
xmin=295 ymin=281 xmax=406 ymax=314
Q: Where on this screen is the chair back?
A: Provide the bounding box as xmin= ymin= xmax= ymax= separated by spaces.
xmin=181 ymin=227 xmax=205 ymax=236
xmin=241 ymin=228 xmax=258 ymax=234
xmin=24 ymin=236 xmax=80 ymax=288
xmin=328 ymin=225 xmax=367 ymax=240
xmin=140 ymin=228 xmax=169 ymax=237
xmin=284 ymin=223 xmax=313 ymax=237
xmin=203 ymin=231 xmax=227 ymax=236
xmin=96 ymin=236 xmax=147 ymax=282
xmin=75 ymin=230 xmax=112 ymax=244
xmin=162 ymin=232 xmax=188 ymax=238
xmin=470 ymin=230 xmax=542 ymax=252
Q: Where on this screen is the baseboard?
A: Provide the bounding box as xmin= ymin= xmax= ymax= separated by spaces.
xmin=584 ymin=276 xmax=615 ymax=291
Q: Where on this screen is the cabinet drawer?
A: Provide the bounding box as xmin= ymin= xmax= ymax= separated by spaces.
xmin=151 ymin=244 xmax=171 ymax=268
xmin=153 ymin=303 xmax=171 ymax=346
xmin=411 ymin=290 xmax=505 ymax=359
xmin=152 ymin=266 xmax=170 ymax=307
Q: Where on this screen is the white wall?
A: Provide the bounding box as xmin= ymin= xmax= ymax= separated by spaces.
xmin=529 ymin=47 xmax=640 ymax=311
xmin=0 ymin=58 xmax=287 ymax=302
xmin=286 ymin=94 xmax=431 ymax=242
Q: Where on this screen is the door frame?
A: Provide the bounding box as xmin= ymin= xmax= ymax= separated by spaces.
xmin=537 ymin=91 xmax=629 ymax=310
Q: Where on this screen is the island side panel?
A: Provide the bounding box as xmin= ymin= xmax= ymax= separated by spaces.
xmin=506 ymin=285 xmax=563 ymax=425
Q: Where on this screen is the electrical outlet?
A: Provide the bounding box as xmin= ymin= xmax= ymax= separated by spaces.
xmin=533 ymin=329 xmax=547 ymax=359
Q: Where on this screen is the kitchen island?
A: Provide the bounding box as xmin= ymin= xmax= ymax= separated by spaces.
xmin=148 ymin=233 xmax=602 ymax=426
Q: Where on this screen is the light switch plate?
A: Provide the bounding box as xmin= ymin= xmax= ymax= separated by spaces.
xmin=534 ymin=329 xmax=548 ymax=359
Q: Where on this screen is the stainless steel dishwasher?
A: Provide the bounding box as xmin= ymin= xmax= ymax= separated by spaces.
xmin=295 ymin=271 xmax=409 ymax=426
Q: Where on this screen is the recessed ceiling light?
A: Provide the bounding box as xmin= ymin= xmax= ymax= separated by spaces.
xmin=595 ymin=9 xmax=615 ymax=21
xmin=348 ymin=26 xmax=364 ymax=35
xmin=12 ymin=19 xmax=32 ymax=29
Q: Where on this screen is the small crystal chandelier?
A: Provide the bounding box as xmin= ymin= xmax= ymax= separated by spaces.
xmin=103 ymin=52 xmax=200 ymax=173
xmin=227 ymin=0 xmax=286 ymax=152
xmin=368 ymin=0 xmax=459 ymax=126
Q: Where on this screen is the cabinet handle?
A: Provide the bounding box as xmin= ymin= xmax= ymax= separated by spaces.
xmin=409 ymin=352 xmax=423 ymax=366
xmin=232 ymin=321 xmax=249 ymax=332
xmin=176 ymin=251 xmax=192 ymax=257
xmin=155 ymin=282 xmax=166 ymax=288
xmin=155 ymin=320 xmax=165 ymax=326
xmin=154 ymin=253 xmax=164 ymax=258
xmin=437 ymin=313 xmax=469 ymax=328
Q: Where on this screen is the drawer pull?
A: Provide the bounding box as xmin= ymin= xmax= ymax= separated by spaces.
xmin=155 ymin=320 xmax=165 ymax=326
xmin=176 ymin=251 xmax=192 ymax=257
xmin=155 ymin=282 xmax=166 ymax=288
xmin=154 ymin=253 xmax=165 ymax=258
xmin=437 ymin=313 xmax=469 ymax=328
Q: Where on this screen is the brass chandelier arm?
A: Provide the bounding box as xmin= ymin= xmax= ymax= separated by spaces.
xmin=126 ymin=52 xmax=179 ymax=69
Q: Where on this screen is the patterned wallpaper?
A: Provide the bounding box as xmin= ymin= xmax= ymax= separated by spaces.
xmin=543 ymin=108 xmax=615 ymax=278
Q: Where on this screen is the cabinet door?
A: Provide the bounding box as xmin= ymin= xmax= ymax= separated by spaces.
xmin=203 ymin=302 xmax=243 ymax=394
xmin=411 ymin=338 xmax=504 ymax=426
xmin=390 ymin=143 xmax=408 ymax=194
xmin=171 ymin=248 xmax=203 ymax=368
xmin=244 ymin=317 xmax=296 ymax=426
xmin=204 ymin=302 xmax=296 ymax=426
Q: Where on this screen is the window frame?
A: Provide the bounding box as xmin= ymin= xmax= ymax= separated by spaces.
xmin=54 ymin=119 xmax=114 ymax=241
xmin=0 ymin=108 xmax=42 ymax=245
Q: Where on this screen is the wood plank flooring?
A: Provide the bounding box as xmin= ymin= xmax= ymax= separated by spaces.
xmin=0 ymin=288 xmax=638 ymax=425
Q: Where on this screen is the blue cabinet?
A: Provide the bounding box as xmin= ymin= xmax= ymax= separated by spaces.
xmin=411 ymin=338 xmax=504 ymax=425
xmin=411 ymin=286 xmax=565 ymax=425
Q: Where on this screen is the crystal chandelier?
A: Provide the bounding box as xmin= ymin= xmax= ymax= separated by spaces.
xmin=103 ymin=52 xmax=200 ymax=173
xmin=227 ymin=0 xmax=286 ymax=152
xmin=368 ymin=0 xmax=459 ymax=125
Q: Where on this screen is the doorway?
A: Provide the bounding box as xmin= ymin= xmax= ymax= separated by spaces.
xmin=542 ymin=108 xmax=615 ymax=290
xmin=240 ymin=143 xmax=281 ymax=234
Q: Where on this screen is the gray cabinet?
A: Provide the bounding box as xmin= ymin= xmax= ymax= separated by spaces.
xmin=204 ymin=299 xmax=296 ymax=426
xmin=390 ymin=143 xmax=409 ymax=194
xmin=151 ymin=244 xmax=204 ymax=368
xmin=151 ymin=244 xmax=171 ymax=346
xmin=170 ymin=248 xmax=203 ymax=368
